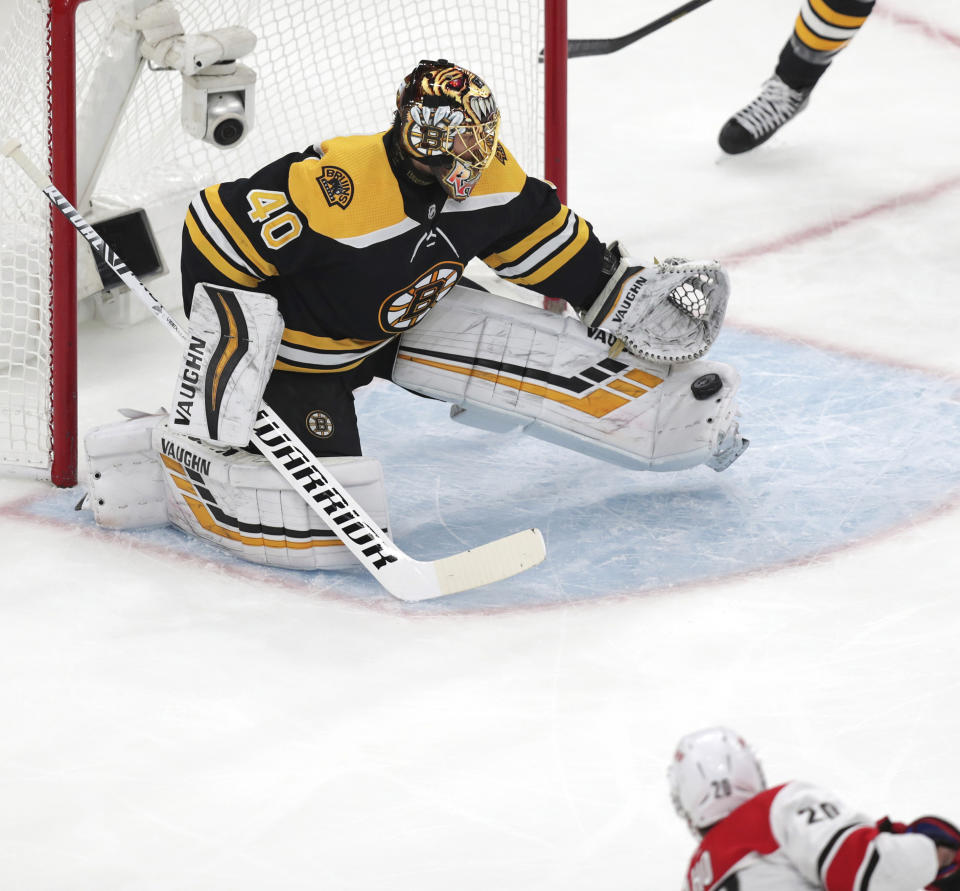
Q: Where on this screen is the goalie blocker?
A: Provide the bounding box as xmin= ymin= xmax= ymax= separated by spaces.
xmin=393 ymin=286 xmax=747 ymax=472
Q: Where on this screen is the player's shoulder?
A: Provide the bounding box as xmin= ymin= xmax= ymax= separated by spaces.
xmin=470 ymin=140 xmax=528 ymax=198
xmin=767 ymin=779 xmax=858 ymax=841
xmin=285 ymin=131 xmax=408 ymax=240
xmin=688 ymin=786 xmax=788 ymax=886
xmin=715 ymin=785 xmax=787 ymax=839
xmin=772 ymin=780 xmax=838 ymax=811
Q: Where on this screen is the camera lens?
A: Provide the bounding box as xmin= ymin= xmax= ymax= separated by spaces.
xmin=205 ymin=92 xmax=247 ymax=148
xmin=213 ymin=118 xmax=244 ymax=146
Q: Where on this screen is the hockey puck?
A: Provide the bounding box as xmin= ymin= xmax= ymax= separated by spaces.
xmin=691 ymin=373 xmax=722 ymax=400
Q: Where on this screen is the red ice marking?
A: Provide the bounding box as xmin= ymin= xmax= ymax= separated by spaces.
xmin=873 ymin=5 xmax=960 ymax=50
xmin=722 ymin=174 xmax=960 ymax=266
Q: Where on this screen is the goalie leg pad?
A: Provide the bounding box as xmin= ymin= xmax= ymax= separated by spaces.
xmin=84 ymin=410 xmax=170 ymax=529
xmin=170 ymin=283 xmax=284 ymax=447
xmin=153 ymin=427 xmax=392 ymax=570
xmin=393 ymin=286 xmax=747 ymax=472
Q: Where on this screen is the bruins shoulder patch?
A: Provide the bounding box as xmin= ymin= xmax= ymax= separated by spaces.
xmin=317 ymin=166 xmax=354 ymax=209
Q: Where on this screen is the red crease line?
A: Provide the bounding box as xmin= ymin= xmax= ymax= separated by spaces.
xmin=723 ymin=174 xmax=960 ymax=265
xmin=873 ymin=5 xmax=960 ymax=50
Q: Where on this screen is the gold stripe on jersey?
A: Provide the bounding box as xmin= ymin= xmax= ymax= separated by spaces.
xmin=190 ymin=195 xmax=261 ymax=280
xmin=185 ymin=209 xmax=261 ymax=288
xmin=282 ymin=330 xmax=387 ymax=351
xmin=288 ymin=134 xmax=410 ymax=244
xmin=807 ymin=0 xmax=869 ymax=29
xmin=794 ymin=14 xmax=849 ymax=51
xmin=483 ymin=206 xmax=569 ymax=269
xmin=274 ymin=327 xmax=393 ymax=374
xmin=205 ymin=185 xmax=279 ymax=277
xmin=499 ymin=216 xmax=591 ymax=287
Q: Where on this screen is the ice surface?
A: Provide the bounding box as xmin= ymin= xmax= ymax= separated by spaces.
xmin=2 ymin=0 xmax=960 ymax=888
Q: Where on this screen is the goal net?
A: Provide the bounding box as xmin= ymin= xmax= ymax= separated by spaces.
xmin=0 ymin=0 xmax=560 ymax=485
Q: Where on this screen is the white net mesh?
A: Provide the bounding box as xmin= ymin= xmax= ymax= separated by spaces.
xmin=0 ymin=0 xmax=545 ymax=479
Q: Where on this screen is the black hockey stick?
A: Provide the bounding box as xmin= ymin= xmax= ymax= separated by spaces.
xmin=2 ymin=138 xmax=546 ymax=601
xmin=552 ymin=0 xmax=717 ymax=59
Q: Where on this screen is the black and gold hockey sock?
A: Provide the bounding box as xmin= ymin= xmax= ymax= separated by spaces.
xmin=776 ymin=0 xmax=876 ymax=91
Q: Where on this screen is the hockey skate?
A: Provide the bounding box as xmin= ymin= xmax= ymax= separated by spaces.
xmin=718 ymin=75 xmax=811 ymax=154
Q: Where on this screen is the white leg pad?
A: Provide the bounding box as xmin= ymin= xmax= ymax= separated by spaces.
xmin=84 ymin=410 xmax=170 ymax=528
xmin=394 ymin=286 xmax=748 ymax=472
xmin=153 ymin=426 xmax=391 ymax=570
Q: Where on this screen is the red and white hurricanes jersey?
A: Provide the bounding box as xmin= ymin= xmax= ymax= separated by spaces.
xmin=682 ymin=782 xmax=938 ymax=891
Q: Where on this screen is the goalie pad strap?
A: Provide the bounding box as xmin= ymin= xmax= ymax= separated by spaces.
xmin=170 ymin=283 xmax=284 ymax=447
xmin=84 ymin=410 xmax=170 ymax=529
xmin=393 ymin=286 xmax=747 ymax=472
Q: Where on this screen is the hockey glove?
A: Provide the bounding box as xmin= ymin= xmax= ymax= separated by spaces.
xmin=910 ymin=817 xmax=960 ymax=890
xmin=878 ymin=815 xmax=960 ymax=890
xmin=580 ymin=243 xmax=730 ymax=364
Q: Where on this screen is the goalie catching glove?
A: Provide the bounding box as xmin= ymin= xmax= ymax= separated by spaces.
xmin=581 ymin=243 xmax=730 ymax=364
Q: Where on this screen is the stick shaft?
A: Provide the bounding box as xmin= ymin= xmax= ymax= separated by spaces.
xmin=568 ymin=0 xmax=715 ymax=58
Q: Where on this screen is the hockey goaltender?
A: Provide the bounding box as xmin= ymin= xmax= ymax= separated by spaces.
xmin=83 ymin=59 xmax=748 ymax=573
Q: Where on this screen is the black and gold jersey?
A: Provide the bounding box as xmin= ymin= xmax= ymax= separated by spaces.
xmin=181 ymin=131 xmax=606 ymax=375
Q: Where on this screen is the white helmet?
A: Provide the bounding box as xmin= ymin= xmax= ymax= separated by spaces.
xmin=667 ymin=727 xmax=766 ymax=836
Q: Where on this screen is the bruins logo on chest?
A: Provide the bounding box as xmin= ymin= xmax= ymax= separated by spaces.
xmin=317 ymin=166 xmax=353 ymax=209
xmin=379 ymin=262 xmax=463 ymax=333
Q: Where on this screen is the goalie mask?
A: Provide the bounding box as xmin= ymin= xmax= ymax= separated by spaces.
xmin=668 ymin=727 xmax=767 ymax=836
xmin=395 ymin=58 xmax=501 ymax=200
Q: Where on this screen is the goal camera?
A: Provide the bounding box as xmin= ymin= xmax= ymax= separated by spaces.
xmin=181 ymin=62 xmax=256 ymax=149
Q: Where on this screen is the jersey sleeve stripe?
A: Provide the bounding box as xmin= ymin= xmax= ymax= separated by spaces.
xmin=184 ymin=210 xmax=261 ymax=288
xmin=818 ymin=823 xmax=863 ymax=879
xmin=491 ymin=210 xmax=577 ymax=278
xmin=824 ymin=826 xmax=880 ymax=891
xmin=482 ymin=205 xmax=568 ymax=268
xmin=204 ymin=185 xmax=280 ymax=278
xmin=501 ymin=217 xmax=591 ymax=286
xmin=858 ymin=849 xmax=881 ymax=891
xmin=189 ymin=196 xmax=261 ymax=279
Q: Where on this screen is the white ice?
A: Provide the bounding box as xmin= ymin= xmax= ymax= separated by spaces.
xmin=2 ymin=0 xmax=960 ymax=888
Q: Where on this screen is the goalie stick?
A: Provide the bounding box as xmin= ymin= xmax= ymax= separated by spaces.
xmin=2 ymin=138 xmax=546 ymax=602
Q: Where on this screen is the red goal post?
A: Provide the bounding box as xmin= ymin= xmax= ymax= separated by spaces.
xmin=0 ymin=0 xmax=568 ymax=487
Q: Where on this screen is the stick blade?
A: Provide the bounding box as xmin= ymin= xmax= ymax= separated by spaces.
xmin=433 ymin=528 xmax=546 ymax=596
xmin=385 ymin=528 xmax=546 ymax=602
